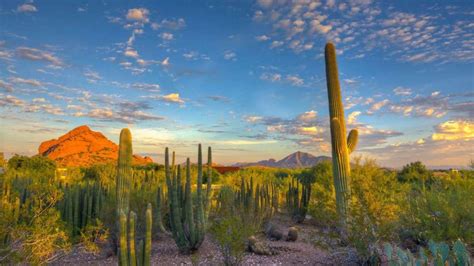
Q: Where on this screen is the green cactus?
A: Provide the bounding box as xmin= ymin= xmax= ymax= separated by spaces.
xmin=128 ymin=211 xmax=137 ymax=266
xmin=144 ymin=203 xmax=152 ymax=266
xmin=165 ymin=144 xmax=212 ymax=254
xmin=117 ymin=128 xmax=133 ymax=216
xmin=119 ymin=210 xmax=128 ymax=266
xmin=286 ymin=177 xmax=311 ymax=223
xmin=155 ymin=187 xmax=167 ymax=233
xmin=381 ymin=240 xmax=471 ymax=266
xmin=324 ymin=42 xmax=358 ymax=225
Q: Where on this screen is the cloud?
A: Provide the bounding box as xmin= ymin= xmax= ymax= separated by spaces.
xmin=286 ymin=75 xmax=304 ymax=86
xmin=152 ymin=18 xmax=186 ymax=30
xmin=83 ymin=69 xmax=102 ymax=83
xmin=124 ymin=48 xmax=139 ymax=58
xmin=214 ymin=139 xmax=277 ymax=145
xmin=153 ymin=93 xmax=185 ymax=104
xmin=0 ymin=80 xmax=13 ymax=92
xmin=393 ymin=86 xmax=412 ymax=96
xmin=9 ymin=77 xmax=42 ymax=87
xmin=160 ymin=32 xmax=174 ymax=41
xmin=256 ymin=35 xmax=270 ymax=41
xmin=347 ymin=111 xmax=362 ymax=125
xmin=224 ymin=51 xmax=237 ymax=60
xmin=432 ymin=120 xmax=474 ymax=141
xmin=368 ymin=99 xmax=389 ymax=114
xmin=297 ymin=110 xmax=317 ymax=122
xmin=260 ymin=72 xmax=281 ymax=82
xmin=126 ymin=8 xmax=150 ymax=23
xmin=16 ymin=47 xmax=63 ymax=66
xmin=161 ymin=57 xmax=170 ymax=66
xmin=208 ymin=95 xmax=230 ymax=102
xmin=17 ymin=4 xmax=37 ymax=13
xmin=0 ymin=94 xmax=25 ymax=107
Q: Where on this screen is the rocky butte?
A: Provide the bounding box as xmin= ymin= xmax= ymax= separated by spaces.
xmin=38 ymin=125 xmax=153 ymax=167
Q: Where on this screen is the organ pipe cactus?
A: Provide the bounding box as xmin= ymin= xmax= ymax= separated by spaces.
xmin=324 ymin=43 xmax=358 ymax=224
xmin=165 ymin=144 xmax=212 ymax=254
xmin=286 ymin=177 xmax=311 ymax=223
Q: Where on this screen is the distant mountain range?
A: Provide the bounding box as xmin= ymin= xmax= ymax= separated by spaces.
xmin=234 ymin=151 xmax=331 ymax=169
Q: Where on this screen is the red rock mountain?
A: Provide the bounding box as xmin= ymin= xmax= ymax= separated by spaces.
xmin=38 ymin=125 xmax=152 ymax=167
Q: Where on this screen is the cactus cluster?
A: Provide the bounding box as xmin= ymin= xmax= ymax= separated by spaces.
xmin=381 ymin=240 xmax=471 ymax=266
xmin=235 ymin=176 xmax=278 ymax=218
xmin=59 ymin=182 xmax=104 ymax=236
xmin=118 ymin=204 xmax=153 ymax=266
xmin=324 ymin=42 xmax=358 ymax=224
xmin=165 ymin=144 xmax=212 ymax=254
xmin=286 ymin=177 xmax=310 ymax=223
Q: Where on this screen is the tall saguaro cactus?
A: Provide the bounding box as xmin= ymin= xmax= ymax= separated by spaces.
xmin=117 ymin=128 xmax=132 ymax=216
xmin=324 ymin=43 xmax=359 ymax=225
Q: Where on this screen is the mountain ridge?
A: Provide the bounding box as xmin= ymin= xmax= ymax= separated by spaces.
xmin=234 ymin=151 xmax=330 ymax=169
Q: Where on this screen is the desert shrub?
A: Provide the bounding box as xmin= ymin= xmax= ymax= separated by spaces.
xmin=397 ymin=161 xmax=432 ymax=184
xmin=0 ymin=176 xmax=70 ymax=264
xmin=7 ymin=155 xmax=56 ymax=179
xmin=399 ymin=176 xmax=474 ymax=246
xmin=211 ymin=185 xmax=261 ymax=265
xmin=80 ymin=219 xmax=109 ymax=254
xmin=347 ymin=158 xmax=407 ymax=261
xmin=307 ymin=161 xmax=338 ymax=227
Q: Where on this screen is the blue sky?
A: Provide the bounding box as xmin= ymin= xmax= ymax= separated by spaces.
xmin=0 ymin=0 xmax=473 ymax=167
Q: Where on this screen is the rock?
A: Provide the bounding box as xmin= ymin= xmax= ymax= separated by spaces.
xmin=265 ymin=222 xmax=284 ymax=241
xmin=287 ymin=227 xmax=298 ymax=242
xmin=247 ymin=236 xmax=274 ymax=256
xmin=38 ymin=125 xmax=153 ymax=167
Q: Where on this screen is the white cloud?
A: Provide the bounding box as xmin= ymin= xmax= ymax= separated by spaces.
xmin=160 ymin=32 xmax=174 ymax=41
xmin=393 ymin=86 xmax=412 ymax=96
xmin=256 ymin=35 xmax=270 ymax=41
xmin=17 ymin=4 xmax=37 ymax=13
xmin=224 ymin=51 xmax=236 ymax=60
xmin=286 ymin=75 xmax=304 ymax=86
xmin=161 ymin=57 xmax=170 ymax=66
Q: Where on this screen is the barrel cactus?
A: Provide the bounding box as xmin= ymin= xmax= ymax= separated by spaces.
xmin=324 ymin=42 xmax=358 ymax=225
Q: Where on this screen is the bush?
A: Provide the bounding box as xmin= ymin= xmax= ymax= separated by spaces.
xmin=348 ymin=158 xmax=407 ymax=260
xmin=211 ymin=186 xmax=260 ymax=265
xmin=399 ymin=177 xmax=474 ymax=246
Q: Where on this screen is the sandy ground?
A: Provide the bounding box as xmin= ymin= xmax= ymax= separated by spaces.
xmin=52 ymin=215 xmax=357 ymax=265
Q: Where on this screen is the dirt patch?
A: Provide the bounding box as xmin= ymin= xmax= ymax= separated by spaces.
xmin=52 ymin=215 xmax=352 ymax=265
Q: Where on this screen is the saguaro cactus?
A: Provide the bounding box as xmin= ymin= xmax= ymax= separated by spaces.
xmin=117 ymin=128 xmax=132 ymax=215
xmin=324 ymin=43 xmax=358 ymax=225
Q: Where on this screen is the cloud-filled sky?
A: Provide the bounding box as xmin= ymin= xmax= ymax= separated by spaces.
xmin=0 ymin=0 xmax=473 ymax=168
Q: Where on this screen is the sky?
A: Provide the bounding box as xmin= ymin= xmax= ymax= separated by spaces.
xmin=0 ymin=0 xmax=473 ymax=168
